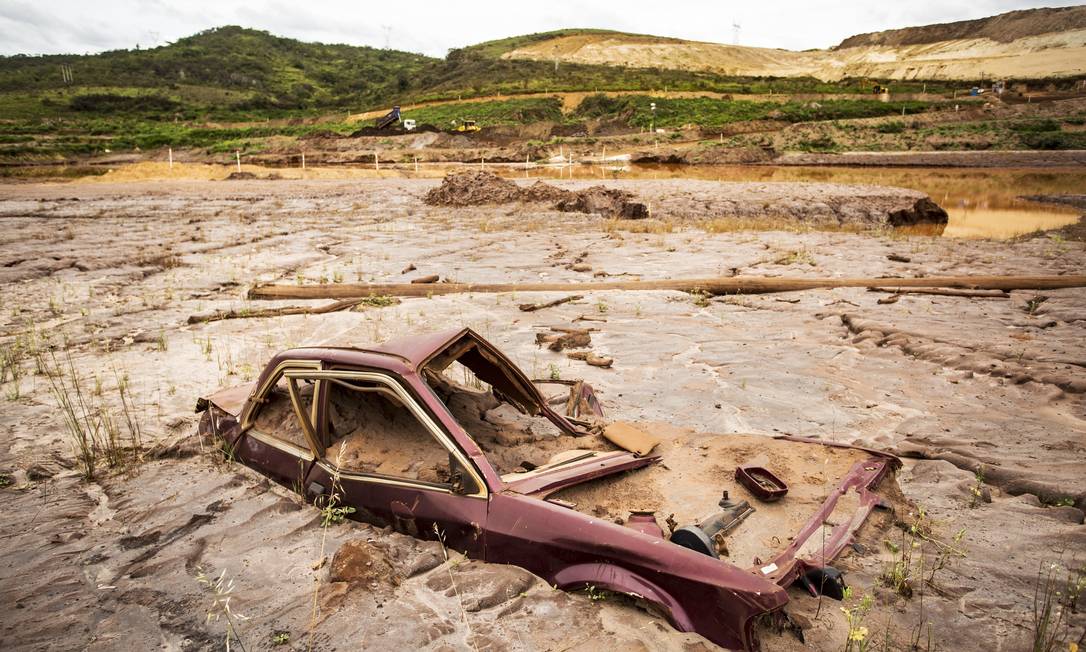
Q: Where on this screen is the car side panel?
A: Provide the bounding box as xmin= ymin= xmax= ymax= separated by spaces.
xmin=304 ymin=463 xmax=487 ymax=558
xmin=484 ymin=492 xmax=787 ymax=651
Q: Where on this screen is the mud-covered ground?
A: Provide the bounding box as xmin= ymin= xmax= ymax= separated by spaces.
xmin=1 ymin=177 xmax=1084 ymax=651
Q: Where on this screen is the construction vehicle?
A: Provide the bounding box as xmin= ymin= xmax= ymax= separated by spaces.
xmin=872 ymin=84 xmax=889 ymax=95
xmin=454 ymin=119 xmax=480 ymax=133
xmin=403 ymin=119 xmax=417 ymax=131
xmin=374 ymin=106 xmax=401 ymax=130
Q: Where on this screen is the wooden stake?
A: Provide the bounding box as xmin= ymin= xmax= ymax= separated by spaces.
xmin=168 ymin=147 xmax=173 ymax=169
xmin=235 ymin=150 xmax=241 ymax=173
xmin=301 ymin=152 xmax=306 ymax=170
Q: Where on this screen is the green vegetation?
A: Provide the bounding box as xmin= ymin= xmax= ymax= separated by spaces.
xmin=0 ymin=25 xmax=1065 ymax=160
xmin=407 ymin=97 xmax=563 ymax=128
xmin=1 ymin=26 xmax=431 ymax=111
xmin=573 ymin=93 xmax=954 ymax=129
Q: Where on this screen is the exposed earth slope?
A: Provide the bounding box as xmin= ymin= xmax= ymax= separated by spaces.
xmin=497 ymin=7 xmax=1086 ymax=80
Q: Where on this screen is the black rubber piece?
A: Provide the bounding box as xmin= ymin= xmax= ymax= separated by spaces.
xmin=669 ymin=525 xmax=717 ymax=557
xmin=801 ymin=566 xmax=847 ymax=600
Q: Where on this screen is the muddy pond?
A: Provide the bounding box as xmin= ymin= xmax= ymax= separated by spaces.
xmin=508 ymin=164 xmax=1086 ymax=239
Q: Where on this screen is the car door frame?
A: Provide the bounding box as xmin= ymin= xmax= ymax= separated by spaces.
xmin=289 ymin=368 xmax=489 ymax=557
xmin=233 ymin=359 xmax=323 ymax=490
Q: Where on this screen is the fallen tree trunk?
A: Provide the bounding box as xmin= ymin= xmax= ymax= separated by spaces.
xmin=187 ymin=298 xmax=367 ymax=324
xmin=866 ymin=287 xmax=1010 ymax=298
xmin=518 ymin=295 xmax=583 ymax=312
xmin=248 ymin=275 xmax=1086 ymax=300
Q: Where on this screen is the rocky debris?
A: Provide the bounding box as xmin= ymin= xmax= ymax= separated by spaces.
xmin=567 ymin=351 xmax=614 ymax=368
xmin=555 ymin=186 xmax=650 ymax=219
xmin=424 ymin=171 xmax=649 ymax=219
xmin=330 ymin=539 xmax=402 ymax=588
xmin=888 ymin=197 xmax=948 ymax=227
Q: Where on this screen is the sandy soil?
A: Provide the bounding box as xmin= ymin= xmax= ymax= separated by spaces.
xmin=1 ymin=176 xmax=1084 ymax=651
xmin=500 ymin=27 xmax=1086 ymax=81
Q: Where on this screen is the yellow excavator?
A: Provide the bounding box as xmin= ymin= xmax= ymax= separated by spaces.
xmin=454 ymin=119 xmax=480 ymax=133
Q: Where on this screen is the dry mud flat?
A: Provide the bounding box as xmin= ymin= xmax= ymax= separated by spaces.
xmin=0 ymin=177 xmax=1084 ymax=651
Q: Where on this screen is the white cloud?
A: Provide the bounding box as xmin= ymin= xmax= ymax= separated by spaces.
xmin=0 ymin=0 xmax=1081 ymax=57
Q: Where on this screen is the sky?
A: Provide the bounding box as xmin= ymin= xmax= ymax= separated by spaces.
xmin=0 ymin=0 xmax=1081 ymax=57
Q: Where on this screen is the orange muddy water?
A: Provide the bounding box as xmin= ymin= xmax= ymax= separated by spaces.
xmin=509 ymin=164 xmax=1086 ymax=239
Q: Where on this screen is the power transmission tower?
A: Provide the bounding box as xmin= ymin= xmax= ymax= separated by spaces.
xmin=382 ymin=25 xmax=392 ymax=50
xmin=732 ymin=21 xmax=741 ymax=45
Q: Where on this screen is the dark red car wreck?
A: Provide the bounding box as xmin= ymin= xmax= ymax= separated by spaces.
xmin=197 ymin=328 xmax=900 ymax=650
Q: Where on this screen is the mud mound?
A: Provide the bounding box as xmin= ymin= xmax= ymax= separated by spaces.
xmin=424 ymin=171 xmax=649 ymax=219
xmin=887 ymin=197 xmax=948 ymax=226
xmin=555 ymin=186 xmax=650 ymax=220
xmin=424 ymin=170 xmax=525 ymax=205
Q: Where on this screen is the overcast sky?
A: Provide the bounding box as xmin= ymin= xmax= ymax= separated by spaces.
xmin=1 ymin=0 xmax=1081 ymax=57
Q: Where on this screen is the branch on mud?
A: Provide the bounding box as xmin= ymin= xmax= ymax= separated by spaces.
xmin=867 ymin=287 xmax=1010 ymax=299
xmin=187 ymin=298 xmax=378 ymax=324
xmin=518 ymin=295 xmax=583 ymax=312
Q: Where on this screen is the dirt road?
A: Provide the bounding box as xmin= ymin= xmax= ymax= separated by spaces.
xmin=1 ymin=177 xmax=1084 ymax=651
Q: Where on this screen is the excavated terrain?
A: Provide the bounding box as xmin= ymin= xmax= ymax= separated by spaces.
xmin=1 ymin=176 xmax=1084 ymax=651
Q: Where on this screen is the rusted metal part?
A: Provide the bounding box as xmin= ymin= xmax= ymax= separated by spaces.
xmin=736 ymin=466 xmax=789 ymax=502
xmin=248 ymin=274 xmax=1086 ymax=300
xmin=198 ymin=328 xmax=901 ymax=651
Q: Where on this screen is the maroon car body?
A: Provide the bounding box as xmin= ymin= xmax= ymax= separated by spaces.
xmin=197 ymin=328 xmax=898 ymax=650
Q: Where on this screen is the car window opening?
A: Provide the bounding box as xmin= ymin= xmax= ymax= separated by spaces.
xmin=423 ymin=347 xmax=611 ymax=476
xmin=324 ymin=377 xmax=452 ymax=485
xmin=251 ymin=375 xmax=314 ymax=450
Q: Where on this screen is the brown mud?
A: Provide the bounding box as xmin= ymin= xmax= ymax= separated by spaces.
xmin=1 ymin=177 xmax=1084 ymax=651
xmin=424 ymin=170 xmax=650 ymax=219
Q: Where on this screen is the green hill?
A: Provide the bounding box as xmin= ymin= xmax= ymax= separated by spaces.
xmin=0 ymin=26 xmax=434 ymax=114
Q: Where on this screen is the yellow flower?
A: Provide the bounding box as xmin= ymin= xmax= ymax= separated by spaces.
xmin=850 ymin=627 xmax=869 ymax=642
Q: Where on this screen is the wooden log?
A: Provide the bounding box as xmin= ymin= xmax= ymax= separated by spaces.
xmin=187 ymin=298 xmax=367 ymax=324
xmin=867 ymin=287 xmax=1010 ymax=298
xmin=518 ymin=294 xmax=583 ymax=312
xmin=248 ymin=275 xmax=1086 ymax=300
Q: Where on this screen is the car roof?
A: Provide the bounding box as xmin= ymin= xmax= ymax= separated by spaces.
xmin=273 ymin=327 xmax=468 ymax=372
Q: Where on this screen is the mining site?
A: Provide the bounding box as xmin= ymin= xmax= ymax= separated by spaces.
xmin=1 ymin=5 xmax=1085 ymax=652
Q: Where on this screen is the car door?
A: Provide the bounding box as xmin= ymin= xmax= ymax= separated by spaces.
xmin=295 ymin=369 xmax=489 ymax=558
xmin=234 ymin=362 xmax=322 ymax=491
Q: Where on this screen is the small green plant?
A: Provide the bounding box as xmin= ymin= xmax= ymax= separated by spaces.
xmin=584 ymin=585 xmax=609 ymax=602
xmin=774 ymin=249 xmax=816 ymax=266
xmin=840 ymin=587 xmax=874 ymax=652
xmin=0 ymin=473 xmax=12 ymax=488
xmin=359 ymin=294 xmax=399 ymax=308
xmin=547 ymin=363 xmax=561 ymax=380
xmin=968 ymin=466 xmax=986 ymax=508
xmin=272 ymin=631 xmax=290 ymax=646
xmin=194 ymin=566 xmax=248 ymax=652
xmin=596 ymin=299 xmax=609 ymax=314
xmin=1025 ymin=295 xmax=1048 ymax=315
xmin=689 ymin=288 xmax=711 ymax=307
xmin=1032 ymin=560 xmax=1086 ymax=652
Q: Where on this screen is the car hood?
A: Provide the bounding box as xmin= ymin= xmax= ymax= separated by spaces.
xmin=202 ymin=382 xmax=254 ymax=417
xmin=500 ymin=449 xmax=660 ymax=496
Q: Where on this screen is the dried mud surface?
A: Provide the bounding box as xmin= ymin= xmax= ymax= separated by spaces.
xmin=1 ymin=177 xmax=1084 ymax=651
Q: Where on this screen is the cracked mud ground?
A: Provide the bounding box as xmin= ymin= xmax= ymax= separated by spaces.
xmin=1 ymin=178 xmax=1084 ymax=651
